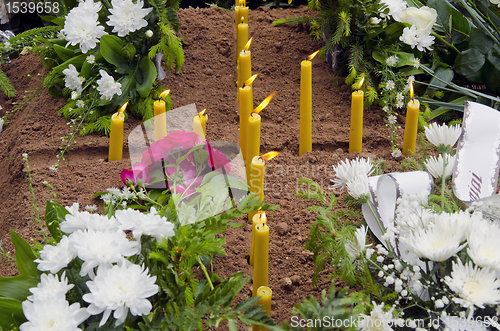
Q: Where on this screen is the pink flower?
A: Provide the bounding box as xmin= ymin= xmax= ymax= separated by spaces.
xmin=120 ymin=162 xmax=150 ymax=185
xmin=141 ymin=131 xmax=202 ymax=168
xmin=205 ymin=142 xmax=231 ymax=173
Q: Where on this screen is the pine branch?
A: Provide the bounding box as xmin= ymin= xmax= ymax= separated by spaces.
xmin=0 ymin=69 xmax=15 ymax=98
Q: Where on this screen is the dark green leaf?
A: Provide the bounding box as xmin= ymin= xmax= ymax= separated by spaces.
xmin=136 ymin=56 xmax=157 ymax=98
xmin=228 ymin=319 xmax=237 ymax=331
xmin=53 ymin=44 xmax=75 ymax=62
xmin=483 ymin=49 xmax=500 ymax=91
xmin=52 ymin=54 xmax=87 ymax=73
xmin=450 ymin=7 xmax=470 ymax=36
xmin=39 ymin=15 xmax=65 ymax=26
xmin=100 ymin=35 xmax=131 ymax=69
xmin=428 ymin=0 xmax=451 ymax=33
xmin=0 ymin=297 xmax=26 ymax=329
xmin=455 ymin=48 xmax=485 ymax=78
xmin=44 ymin=200 xmax=69 ymax=242
xmin=0 ymin=275 xmax=39 ymax=301
xmin=469 ymin=27 xmax=493 ymax=54
xmin=10 ymin=230 xmax=40 ymax=277
xmin=425 ymin=67 xmax=454 ymax=96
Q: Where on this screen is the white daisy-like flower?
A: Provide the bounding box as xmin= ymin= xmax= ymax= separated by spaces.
xmin=382 ymin=106 xmax=389 ymax=113
xmin=27 ymin=273 xmax=73 ymax=302
xmin=400 ymin=26 xmax=419 ymax=48
xmin=358 ymin=301 xmax=395 ymax=331
xmin=114 ymin=207 xmax=175 ymax=241
xmin=83 ymin=262 xmax=158 ymax=326
xmin=330 ymin=157 xmax=374 ymax=189
xmin=386 ymin=55 xmax=398 ymax=67
xmin=385 ymin=80 xmax=395 ymax=90
xmin=425 ymin=123 xmax=462 ymax=148
xmin=96 ymin=70 xmax=122 ymax=100
xmin=387 ymin=115 xmax=397 ymax=124
xmin=62 ymin=0 xmax=106 ymax=53
xmin=57 ymin=31 xmax=66 ymax=40
xmin=412 ymin=58 xmax=420 ymax=68
xmin=395 ymin=100 xmax=404 ymax=108
xmin=424 ymin=153 xmax=456 ymax=179
xmin=69 ymin=229 xmax=140 ymax=277
xmin=62 ymin=64 xmax=84 ymax=93
xmin=60 ymin=210 xmax=120 ymax=233
xmin=107 ymin=0 xmax=153 ymax=37
xmin=76 ymin=100 xmax=85 ymax=108
xmin=467 ymin=219 xmax=500 ymax=271
xmin=346 ymin=175 xmax=370 ymax=200
xmin=400 ymin=212 xmax=468 ymax=262
xmin=390 ymin=149 xmax=401 ymax=159
xmin=407 ymin=76 xmax=415 ymax=84
xmin=86 ymin=54 xmax=95 ymax=64
xmin=35 ymin=236 xmax=76 ymax=274
xmin=20 ymin=297 xmax=90 ymax=331
xmin=444 ymin=259 xmax=500 ymax=309
xmin=85 ymin=204 xmax=98 ymax=213
xmin=396 ymin=92 xmax=404 ymax=102
xmin=346 ymin=225 xmax=371 ymax=260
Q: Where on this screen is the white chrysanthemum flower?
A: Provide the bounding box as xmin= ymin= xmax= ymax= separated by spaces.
xmin=425 ymin=123 xmax=462 ymax=148
xmin=107 ymin=0 xmax=153 ymax=37
xmin=444 ymin=259 xmax=500 ymax=309
xmin=400 ymin=213 xmax=467 ymax=262
xmin=61 ymin=210 xmax=120 ymax=233
xmin=388 ymin=115 xmax=397 ymax=124
xmin=358 ymin=302 xmax=395 ymax=331
xmin=468 ymin=219 xmax=500 ymax=271
xmin=27 ymin=273 xmax=73 ymax=302
xmin=62 ymin=0 xmax=106 ymax=53
xmin=346 ymin=175 xmax=370 ymax=200
xmin=35 ymin=236 xmax=76 ymax=274
xmin=115 ymin=207 xmax=175 ymax=241
xmin=416 ymin=32 xmax=435 ymax=52
xmin=330 ymin=157 xmax=374 ymax=189
xmin=424 ymin=153 xmax=456 ymax=179
xmin=379 ymin=0 xmax=407 ymax=21
xmin=385 ymin=80 xmax=395 ymax=90
xmin=346 ymin=225 xmax=371 ymax=260
xmin=20 ymin=297 xmax=90 ymax=331
xmin=386 ymin=55 xmax=398 ymax=66
xmin=65 ymin=202 xmax=80 ymax=215
xmin=62 ymin=64 xmax=84 ymax=93
xmin=69 ymin=229 xmax=140 ymax=277
xmin=391 ymin=149 xmax=402 ymax=158
xmin=96 ymin=70 xmax=122 ymax=100
xmin=86 ymin=54 xmax=95 ymax=64
xmin=400 ymin=25 xmax=419 ymax=48
xmin=83 ymin=263 xmax=158 ymax=326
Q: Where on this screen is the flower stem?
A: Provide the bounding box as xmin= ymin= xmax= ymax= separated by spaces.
xmin=431 ymin=32 xmax=460 ymax=54
xmin=366 ymin=201 xmax=393 ymax=255
xmin=197 ymin=255 xmax=214 ymax=291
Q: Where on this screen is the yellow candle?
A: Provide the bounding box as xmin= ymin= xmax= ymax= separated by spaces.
xmin=239 ymin=75 xmax=257 ymax=161
xmin=234 ymin=5 xmax=240 ymax=23
xmin=402 ymin=99 xmax=420 ymax=155
xmin=299 ymin=51 xmax=318 ymax=157
xmin=237 ymin=38 xmax=252 ymax=90
xmin=239 ymin=6 xmax=248 ymax=24
xmin=252 ymin=223 xmax=269 ymax=297
xmin=252 ymin=286 xmax=272 ymax=331
xmin=108 ymin=102 xmax=128 ymax=161
xmin=236 ymin=21 xmax=248 ymax=64
xmin=193 ymin=109 xmax=208 ymax=140
xmin=154 ymin=89 xmax=170 ymax=142
xmin=349 ymin=78 xmax=365 ymax=153
xmin=246 ymin=113 xmax=261 ymax=181
xmin=248 ymin=155 xmax=265 ymax=221
xmin=250 ymin=212 xmax=267 ymax=267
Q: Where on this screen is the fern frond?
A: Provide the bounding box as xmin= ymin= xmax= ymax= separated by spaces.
xmin=0 ymin=69 xmax=15 ymax=98
xmin=272 ymin=15 xmax=315 ymax=26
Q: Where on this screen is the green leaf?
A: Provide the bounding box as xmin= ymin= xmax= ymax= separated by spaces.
xmin=455 ymin=48 xmax=485 ymax=78
xmin=228 ymin=319 xmax=238 ymax=331
xmin=428 ymin=0 xmax=451 ymax=33
xmin=136 ymin=56 xmax=157 ymax=98
xmin=80 ymin=51 xmax=103 ymax=79
xmin=39 ymin=15 xmax=65 ymax=26
xmin=53 ymin=44 xmax=75 ymax=62
xmin=469 ymin=27 xmax=493 ymax=54
xmin=484 ymin=49 xmax=500 ymax=91
xmin=100 ymin=35 xmax=131 ymax=70
xmin=211 ymin=174 xmax=249 ymax=191
xmin=425 ymin=66 xmax=454 ymax=96
xmin=450 ymin=6 xmax=470 ymax=36
xmin=44 ymin=200 xmax=69 ymax=243
xmin=10 ymin=230 xmax=40 ymax=277
xmin=52 ymin=53 xmax=87 ymax=73
xmin=0 ymin=297 xmax=26 ymax=330
xmin=0 ymin=275 xmax=39 ymax=301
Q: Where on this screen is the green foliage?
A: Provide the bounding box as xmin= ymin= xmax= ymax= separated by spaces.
xmin=0 ymin=69 xmax=15 ymax=98
xmin=282 ymin=282 xmax=370 ymax=331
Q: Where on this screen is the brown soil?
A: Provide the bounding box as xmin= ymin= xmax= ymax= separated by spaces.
xmin=0 ymin=6 xmax=403 ymax=326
